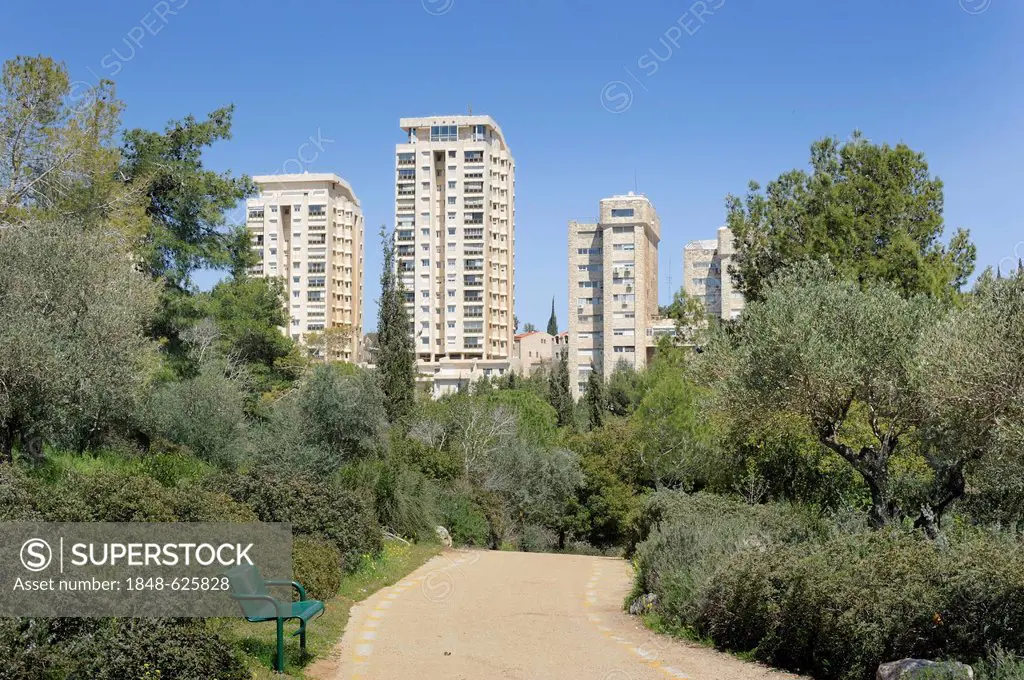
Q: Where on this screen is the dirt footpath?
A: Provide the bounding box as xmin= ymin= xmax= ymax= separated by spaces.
xmin=325 ymin=549 xmax=805 ymax=680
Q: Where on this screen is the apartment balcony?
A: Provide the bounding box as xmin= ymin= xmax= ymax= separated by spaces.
xmin=464 ymin=229 xmax=484 ymax=240
xmin=463 ymin=276 xmax=484 ymax=287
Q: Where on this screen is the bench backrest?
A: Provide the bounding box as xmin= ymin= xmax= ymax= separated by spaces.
xmin=223 ymin=564 xmax=274 ymax=619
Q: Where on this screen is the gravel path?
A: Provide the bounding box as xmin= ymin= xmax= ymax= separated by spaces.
xmin=325 ymin=549 xmax=805 ymax=680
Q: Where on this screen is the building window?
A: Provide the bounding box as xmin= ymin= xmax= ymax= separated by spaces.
xmin=577 ymin=247 xmax=602 ymax=255
xmin=430 ymin=125 xmax=458 ymax=142
xmin=612 ymin=226 xmax=633 ymax=234
xmin=448 ymin=181 xmax=456 ymax=189
xmin=308 ymin=204 xmax=326 ymax=216
xmin=613 ymin=243 xmax=635 ymax=251
xmin=611 ymin=208 xmax=634 ymax=218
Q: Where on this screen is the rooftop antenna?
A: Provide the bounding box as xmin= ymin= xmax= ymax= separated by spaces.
xmin=633 ymin=168 xmax=638 ymax=194
xmin=468 ymin=103 xmax=473 ymax=115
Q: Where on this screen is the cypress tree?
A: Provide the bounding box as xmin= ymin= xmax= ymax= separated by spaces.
xmin=548 ymin=354 xmax=574 ymax=428
xmin=547 ymin=298 xmax=559 ymax=336
xmin=376 ymin=226 xmax=416 ymax=422
xmin=584 ymin=370 xmax=605 ymax=430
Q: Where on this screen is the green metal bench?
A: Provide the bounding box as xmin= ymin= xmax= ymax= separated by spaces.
xmin=223 ymin=564 xmax=325 ymax=673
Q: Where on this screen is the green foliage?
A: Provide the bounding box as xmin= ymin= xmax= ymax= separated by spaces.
xmin=222 ymin=468 xmax=382 ymax=572
xmin=584 ymin=371 xmax=605 ymax=430
xmin=727 ymin=132 xmax=976 ymax=303
xmin=712 ymin=261 xmax=939 ymax=527
xmin=606 ymin=360 xmax=646 ymax=417
xmin=632 ymin=492 xmax=825 ymax=625
xmin=632 ymin=356 xmax=717 ymax=490
xmin=487 ymin=389 xmax=558 ymax=447
xmin=376 ymin=226 xmax=416 ymax=423
xmin=561 ymin=419 xmax=641 ymax=548
xmin=338 ymin=452 xmax=439 ymax=541
xmin=0 ymin=55 xmax=131 ymax=227
xmin=198 ymin=277 xmax=296 ymax=390
xmin=438 ymin=487 xmax=491 ymax=547
xmin=547 ymin=354 xmax=574 ymax=428
xmin=0 ymin=220 xmax=158 ymax=461
xmin=546 ymin=297 xmax=559 ymax=336
xmin=698 ymin=529 xmax=1024 ymax=680
xmin=0 ymin=618 xmax=248 ymax=680
xmin=296 ymin=364 xmax=386 ymax=464
xmin=146 ymin=362 xmax=249 ymax=468
xmin=292 ymin=536 xmax=343 ymax=602
xmin=121 ymin=106 xmax=255 ymax=289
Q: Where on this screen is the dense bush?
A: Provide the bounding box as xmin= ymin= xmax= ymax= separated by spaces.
xmin=292 ymin=536 xmax=343 ymax=602
xmin=339 ymin=454 xmax=440 ymax=541
xmin=222 ymin=468 xmax=382 ymax=571
xmin=0 ymin=618 xmax=247 ymax=680
xmin=638 ymin=494 xmax=1024 ymax=680
xmin=439 ymin=488 xmax=491 ymax=547
xmin=147 ymin=363 xmax=249 ymax=468
xmin=632 ymin=492 xmax=825 ymax=626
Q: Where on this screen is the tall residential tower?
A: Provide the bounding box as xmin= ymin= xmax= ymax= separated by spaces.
xmin=567 ymin=193 xmax=660 ymax=398
xmin=683 ymin=226 xmax=745 ymax=321
xmin=246 ymin=173 xmax=365 ymax=361
xmin=394 ymin=115 xmax=515 ymax=376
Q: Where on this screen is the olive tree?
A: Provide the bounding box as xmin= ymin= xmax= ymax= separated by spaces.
xmin=0 ymin=220 xmax=158 ymax=461
xmin=720 ymin=261 xmax=1024 ymax=534
xmin=717 ymin=261 xmax=937 ymax=528
xmin=915 ymin=269 xmax=1024 ymax=533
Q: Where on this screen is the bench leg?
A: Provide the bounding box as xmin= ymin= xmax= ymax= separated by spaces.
xmin=300 ymin=620 xmax=307 ymax=655
xmin=276 ymin=618 xmax=285 ymax=673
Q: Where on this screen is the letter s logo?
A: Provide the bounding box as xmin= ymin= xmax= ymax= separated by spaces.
xmin=21 ymin=538 xmax=52 ymax=572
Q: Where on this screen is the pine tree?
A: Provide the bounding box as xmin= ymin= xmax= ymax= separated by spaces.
xmin=376 ymin=226 xmax=416 ymax=422
xmin=547 ymin=298 xmax=559 ymax=336
xmin=584 ymin=370 xmax=605 ymax=430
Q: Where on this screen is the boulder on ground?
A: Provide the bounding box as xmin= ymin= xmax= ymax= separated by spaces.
xmin=435 ymin=525 xmax=453 ymax=548
xmin=628 ymin=593 xmax=658 ymax=616
xmin=877 ymin=659 xmax=974 ymax=680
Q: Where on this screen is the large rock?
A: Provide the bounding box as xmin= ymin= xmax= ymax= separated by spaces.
xmin=877 ymin=659 xmax=974 ymax=680
xmin=435 ymin=525 xmax=453 ymax=548
xmin=628 ymin=593 xmax=658 ymax=616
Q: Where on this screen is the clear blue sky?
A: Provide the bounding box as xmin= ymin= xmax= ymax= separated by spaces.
xmin=3 ymin=0 xmax=1022 ymax=330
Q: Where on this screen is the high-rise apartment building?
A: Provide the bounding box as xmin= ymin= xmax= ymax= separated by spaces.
xmin=567 ymin=193 xmax=660 ymax=398
xmin=393 ymin=115 xmax=515 ymax=371
xmin=684 ymin=226 xmax=745 ymax=321
xmin=246 ymin=173 xmax=365 ymax=362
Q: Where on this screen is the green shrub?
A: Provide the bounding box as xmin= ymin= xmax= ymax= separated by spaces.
xmin=222 ymin=468 xmax=382 ymax=571
xmin=0 ymin=618 xmax=246 ymax=680
xmin=693 ymin=528 xmax=1024 ymax=680
xmin=338 ymin=455 xmax=439 ymax=541
xmin=632 ymin=492 xmax=824 ymax=626
xmin=167 ymin=486 xmax=258 ymax=523
xmin=439 ymin=490 xmax=490 ymax=547
xmin=292 ymin=536 xmax=343 ymax=601
xmin=147 ymin=364 xmax=249 ymax=468
xmin=977 ymin=647 xmax=1024 ymax=680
